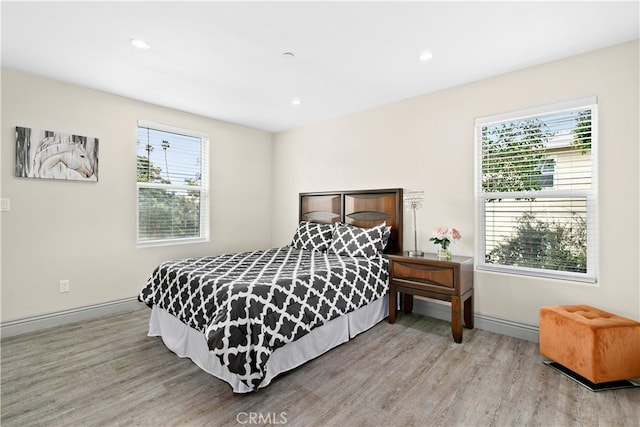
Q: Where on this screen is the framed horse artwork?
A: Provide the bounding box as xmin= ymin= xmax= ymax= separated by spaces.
xmin=15 ymin=126 xmax=99 ymax=182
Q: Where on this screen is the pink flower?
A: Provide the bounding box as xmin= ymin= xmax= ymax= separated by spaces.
xmin=429 ymin=227 xmax=461 ymax=250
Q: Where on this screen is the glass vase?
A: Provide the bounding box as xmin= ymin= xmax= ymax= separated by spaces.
xmin=437 ymin=247 xmax=451 ymax=260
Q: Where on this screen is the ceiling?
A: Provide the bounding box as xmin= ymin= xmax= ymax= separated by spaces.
xmin=2 ymin=1 xmax=638 ymax=133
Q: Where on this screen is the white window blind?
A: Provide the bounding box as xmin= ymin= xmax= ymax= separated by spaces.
xmin=475 ymin=97 xmax=597 ymax=282
xmin=136 ymin=121 xmax=209 ymax=246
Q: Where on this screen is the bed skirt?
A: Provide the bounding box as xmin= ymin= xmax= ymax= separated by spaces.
xmin=147 ymin=294 xmax=388 ymax=393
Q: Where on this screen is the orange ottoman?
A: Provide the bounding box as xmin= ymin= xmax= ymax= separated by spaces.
xmin=539 ymin=305 xmax=640 ymax=384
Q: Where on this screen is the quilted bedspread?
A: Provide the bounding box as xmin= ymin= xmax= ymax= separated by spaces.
xmin=138 ymin=246 xmax=389 ymax=390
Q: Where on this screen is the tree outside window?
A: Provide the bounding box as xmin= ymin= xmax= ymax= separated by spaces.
xmin=476 ymin=98 xmax=597 ymax=282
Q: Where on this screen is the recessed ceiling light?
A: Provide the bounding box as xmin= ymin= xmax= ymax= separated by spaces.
xmin=283 ymin=52 xmax=295 ymax=58
xmin=130 ymin=38 xmax=150 ymax=50
xmin=419 ymin=50 xmax=433 ymax=62
xmin=291 ymin=98 xmax=302 ymax=106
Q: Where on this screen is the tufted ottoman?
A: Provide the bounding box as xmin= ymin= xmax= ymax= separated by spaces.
xmin=539 ymin=305 xmax=640 ymax=384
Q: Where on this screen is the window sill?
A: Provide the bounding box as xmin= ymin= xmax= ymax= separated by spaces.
xmin=137 ymin=236 xmax=208 ymax=248
xmin=476 ymin=264 xmax=597 ymax=285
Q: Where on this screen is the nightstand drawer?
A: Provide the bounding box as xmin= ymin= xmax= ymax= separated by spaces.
xmin=391 ymin=261 xmax=454 ymax=288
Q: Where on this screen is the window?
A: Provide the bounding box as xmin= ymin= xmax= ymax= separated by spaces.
xmin=136 ymin=121 xmax=209 ymax=246
xmin=536 ymin=156 xmax=556 ymax=189
xmin=475 ymin=97 xmax=597 ymax=282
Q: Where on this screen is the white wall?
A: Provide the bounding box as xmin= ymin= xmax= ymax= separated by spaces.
xmin=1 ymin=69 xmax=273 ymax=321
xmin=272 ymin=40 xmax=640 ymax=325
xmin=3 ymin=40 xmax=638 ymax=329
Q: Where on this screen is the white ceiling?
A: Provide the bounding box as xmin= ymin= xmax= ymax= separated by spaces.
xmin=2 ymin=1 xmax=639 ymax=133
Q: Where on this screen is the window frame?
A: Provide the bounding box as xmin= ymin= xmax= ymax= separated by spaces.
xmin=474 ymin=97 xmax=598 ymax=283
xmin=136 ymin=120 xmax=210 ymax=248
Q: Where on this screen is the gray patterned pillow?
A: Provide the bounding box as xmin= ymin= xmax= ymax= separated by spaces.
xmin=328 ymin=222 xmax=387 ymax=258
xmin=290 ymin=221 xmax=334 ymax=252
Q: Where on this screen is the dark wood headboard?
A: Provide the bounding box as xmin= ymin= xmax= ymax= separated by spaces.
xmin=299 ymin=188 xmax=403 ymax=254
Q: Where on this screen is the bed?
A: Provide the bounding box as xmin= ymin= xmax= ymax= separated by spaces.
xmin=139 ymin=188 xmax=403 ymax=393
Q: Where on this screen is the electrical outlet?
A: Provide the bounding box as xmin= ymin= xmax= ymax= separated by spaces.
xmin=59 ymin=280 xmax=70 ymax=293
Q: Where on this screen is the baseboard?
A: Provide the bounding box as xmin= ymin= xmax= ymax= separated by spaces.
xmin=2 ymin=296 xmax=540 ymax=342
xmin=1 ymin=297 xmax=145 ymax=338
xmin=411 ymin=298 xmax=540 ymax=342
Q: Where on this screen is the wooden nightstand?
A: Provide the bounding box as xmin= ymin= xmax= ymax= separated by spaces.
xmin=388 ymin=252 xmax=474 ymax=343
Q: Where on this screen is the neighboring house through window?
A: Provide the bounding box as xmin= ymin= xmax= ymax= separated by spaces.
xmin=136 ymin=121 xmax=209 ymax=246
xmin=536 ymin=156 xmax=556 ymax=189
xmin=475 ymin=97 xmax=597 ymax=282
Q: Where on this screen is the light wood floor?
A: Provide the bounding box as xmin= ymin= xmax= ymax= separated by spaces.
xmin=2 ymin=306 xmax=638 ymax=427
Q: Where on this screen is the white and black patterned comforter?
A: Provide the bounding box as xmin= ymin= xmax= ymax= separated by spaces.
xmin=138 ymin=246 xmax=389 ymax=390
